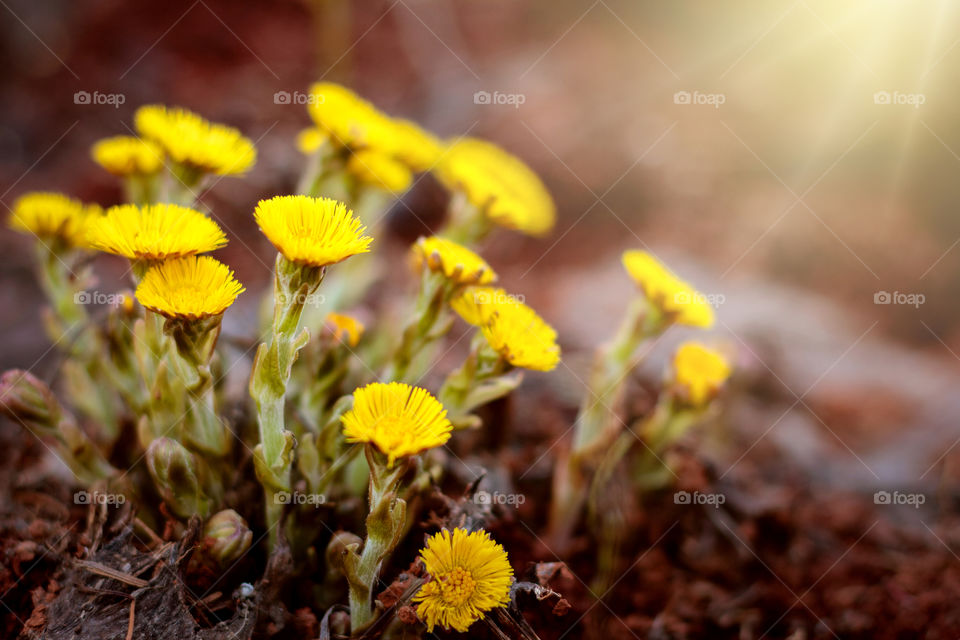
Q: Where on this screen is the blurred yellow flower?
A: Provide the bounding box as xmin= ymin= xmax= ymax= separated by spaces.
xmin=389 ymin=119 xmax=443 ymax=171
xmin=307 ymin=82 xmax=394 ymax=151
xmin=295 ymin=127 xmax=328 ymax=155
xmin=672 ymin=342 xmax=731 ymax=406
xmin=450 ymin=286 xmax=512 ymax=326
xmin=91 ymin=136 xmax=163 ymax=176
xmin=254 ymin=195 xmax=372 ymax=267
xmin=8 ymin=192 xmax=100 ymax=248
xmin=414 ymin=236 xmax=497 ymax=285
xmin=621 ymin=250 xmax=714 ymax=328
xmin=435 ymin=138 xmax=555 ymax=236
xmin=325 ymin=312 xmax=365 ymax=347
xmin=341 ymin=382 xmax=452 ymax=465
xmin=88 ymin=203 xmax=227 ymax=260
xmin=135 ymin=104 xmax=256 ymax=176
xmin=136 ymin=255 xmax=244 ymax=320
xmin=413 ymin=528 xmax=513 ymax=633
xmin=347 ymin=149 xmax=413 ymax=193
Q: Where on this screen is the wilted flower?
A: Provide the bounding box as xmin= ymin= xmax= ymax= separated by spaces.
xmin=88 ymin=203 xmax=226 ymax=261
xmin=413 ymin=528 xmax=513 ymax=633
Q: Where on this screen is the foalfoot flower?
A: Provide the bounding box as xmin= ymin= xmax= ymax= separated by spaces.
xmin=347 ymin=149 xmax=413 ymax=193
xmin=135 ymin=104 xmax=256 ymax=176
xmin=9 ymin=192 xmax=100 ymax=248
xmin=621 ymin=250 xmax=714 ymax=328
xmin=389 ymin=119 xmax=443 ymax=172
xmin=672 ymin=342 xmax=731 ymax=406
xmin=414 ymin=236 xmax=497 ymax=285
xmin=325 ymin=312 xmax=365 ymax=347
xmin=135 ymin=256 xmax=244 ymax=320
xmin=88 ymin=203 xmax=227 ymax=260
xmin=450 ymin=287 xmax=514 ymax=326
xmin=91 ymin=136 xmax=163 ymax=176
xmin=254 ymin=195 xmax=372 ymax=267
xmin=307 ymin=82 xmax=395 ymax=151
xmin=296 ymin=127 xmax=328 ymax=155
xmin=435 ymin=138 xmax=555 ymax=236
xmin=341 ymin=382 xmax=452 ymax=465
xmin=413 ymin=528 xmax=513 ymax=633
xmin=480 ymin=297 xmax=560 ymax=371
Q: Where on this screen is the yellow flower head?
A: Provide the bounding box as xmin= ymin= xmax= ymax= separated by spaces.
xmin=325 ymin=312 xmax=365 ymax=347
xmin=135 ymin=104 xmax=256 ymax=176
xmin=672 ymin=342 xmax=732 ymax=406
xmin=347 ymin=149 xmax=413 ymax=194
xmin=88 ymin=203 xmax=227 ymax=260
xmin=135 ymin=256 xmax=244 ymax=320
xmin=341 ymin=382 xmax=452 ymax=465
xmin=450 ymin=287 xmax=513 ymax=326
xmin=8 ymin=192 xmax=100 ymax=248
xmin=621 ymin=250 xmax=715 ymax=328
xmin=480 ymin=297 xmax=560 ymax=371
xmin=91 ymin=136 xmax=163 ymax=176
xmin=296 ymin=127 xmax=328 ymax=155
xmin=435 ymin=138 xmax=555 ymax=236
xmin=413 ymin=528 xmax=513 ymax=633
xmin=307 ymin=82 xmax=394 ymax=151
xmin=413 ymin=236 xmax=497 ymax=286
xmin=389 ymin=119 xmax=443 ymax=172
xmin=254 ymin=195 xmax=372 ymax=267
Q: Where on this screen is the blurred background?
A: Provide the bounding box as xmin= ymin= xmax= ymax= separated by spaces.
xmin=2 ymin=0 xmax=960 ymax=492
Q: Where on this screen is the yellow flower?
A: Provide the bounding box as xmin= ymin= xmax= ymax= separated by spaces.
xmin=341 ymin=382 xmax=452 ymax=465
xmin=254 ymin=195 xmax=372 ymax=267
xmin=325 ymin=312 xmax=365 ymax=347
xmin=672 ymin=342 xmax=732 ymax=406
xmin=296 ymin=127 xmax=328 ymax=155
xmin=8 ymin=192 xmax=100 ymax=248
xmin=413 ymin=528 xmax=513 ymax=633
xmin=621 ymin=250 xmax=714 ymax=328
xmin=480 ymin=297 xmax=560 ymax=371
xmin=450 ymin=287 xmax=512 ymax=326
xmin=347 ymin=149 xmax=413 ymax=193
xmin=87 ymin=203 xmax=227 ymax=260
xmin=307 ymin=82 xmax=394 ymax=151
xmin=434 ymin=138 xmax=555 ymax=236
xmin=389 ymin=119 xmax=443 ymax=171
xmin=135 ymin=256 xmax=244 ymax=320
xmin=413 ymin=236 xmax=497 ymax=285
xmin=135 ymin=104 xmax=256 ymax=176
xmin=91 ymin=136 xmax=163 ymax=176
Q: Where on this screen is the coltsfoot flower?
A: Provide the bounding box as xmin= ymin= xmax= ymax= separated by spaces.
xmin=307 ymin=82 xmax=394 ymax=150
xmin=435 ymin=138 xmax=555 ymax=236
xmin=9 ymin=192 xmax=100 ymax=248
xmin=450 ymin=286 xmax=513 ymax=326
xmin=341 ymin=382 xmax=452 ymax=465
xmin=254 ymin=195 xmax=372 ymax=267
xmin=91 ymin=136 xmax=163 ymax=176
xmin=325 ymin=312 xmax=365 ymax=347
xmin=621 ymin=250 xmax=714 ymax=328
xmin=414 ymin=236 xmax=497 ymax=286
xmin=413 ymin=528 xmax=513 ymax=633
xmin=389 ymin=119 xmax=443 ymax=171
xmin=135 ymin=104 xmax=256 ymax=176
xmin=347 ymin=149 xmax=413 ymax=193
xmin=88 ymin=203 xmax=227 ymax=260
xmin=135 ymin=256 xmax=244 ymax=320
xmin=296 ymin=127 xmax=328 ymax=155
xmin=672 ymin=341 xmax=731 ymax=406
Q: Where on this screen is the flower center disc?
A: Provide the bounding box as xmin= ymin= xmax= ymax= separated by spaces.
xmin=438 ymin=566 xmax=477 ymax=607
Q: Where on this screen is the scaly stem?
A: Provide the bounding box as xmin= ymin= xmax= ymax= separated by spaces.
xmin=383 ymin=269 xmax=449 ymax=383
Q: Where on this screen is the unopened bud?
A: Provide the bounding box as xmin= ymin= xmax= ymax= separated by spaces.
xmin=146 ymin=437 xmax=210 ymax=518
xmin=202 ymin=509 xmax=253 ymax=567
xmin=0 ymin=370 xmax=59 ymax=429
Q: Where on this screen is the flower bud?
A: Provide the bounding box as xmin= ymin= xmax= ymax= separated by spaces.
xmin=0 ymin=370 xmax=59 ymax=429
xmin=146 ymin=437 xmax=211 ymax=518
xmin=202 ymin=509 xmax=253 ymax=567
xmin=670 ymin=342 xmax=732 ymax=407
